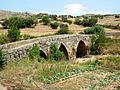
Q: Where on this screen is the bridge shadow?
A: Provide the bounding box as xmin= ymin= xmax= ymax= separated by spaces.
xmin=40 ymin=50 xmax=47 ymax=59
xmin=76 ymin=40 xmax=87 ymax=58
xmin=59 ymin=43 xmax=69 ymax=60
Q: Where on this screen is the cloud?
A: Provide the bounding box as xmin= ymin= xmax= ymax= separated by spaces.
xmin=60 ymin=4 xmax=87 ymax=15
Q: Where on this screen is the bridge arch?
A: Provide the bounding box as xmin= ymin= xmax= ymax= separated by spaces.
xmin=59 ymin=43 xmax=69 ymax=59
xmin=76 ymin=40 xmax=87 ymax=58
xmin=40 ymin=50 xmax=47 ymax=59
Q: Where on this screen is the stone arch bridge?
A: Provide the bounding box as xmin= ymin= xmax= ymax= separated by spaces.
xmin=0 ymin=34 xmax=92 ymax=61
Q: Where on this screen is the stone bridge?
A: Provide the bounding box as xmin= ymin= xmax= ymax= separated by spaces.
xmin=0 ymin=34 xmax=92 ymax=61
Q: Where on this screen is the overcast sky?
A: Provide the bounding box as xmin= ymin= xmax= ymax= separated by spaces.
xmin=0 ymin=0 xmax=120 ymax=15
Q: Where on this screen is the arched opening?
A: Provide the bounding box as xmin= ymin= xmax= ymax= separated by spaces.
xmin=76 ymin=40 xmax=87 ymax=58
xmin=40 ymin=50 xmax=47 ymax=59
xmin=59 ymin=43 xmax=69 ymax=59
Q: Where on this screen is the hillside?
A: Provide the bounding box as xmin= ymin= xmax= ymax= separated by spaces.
xmin=0 ymin=10 xmax=33 ymax=20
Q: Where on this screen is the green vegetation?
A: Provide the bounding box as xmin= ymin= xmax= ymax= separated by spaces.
xmin=74 ymin=17 xmax=98 ymax=27
xmin=28 ymin=44 xmax=40 ymax=61
xmin=115 ymin=15 xmax=120 ymax=18
xmin=50 ymin=22 xmax=59 ymax=29
xmin=2 ymin=17 xmax=37 ymax=29
xmin=21 ymin=34 xmax=36 ymax=40
xmin=84 ymin=25 xmax=104 ymax=34
xmin=89 ymin=26 xmax=106 ymax=55
xmin=0 ymin=34 xmax=10 ymax=45
xmin=62 ymin=17 xmax=68 ymax=22
xmin=42 ymin=15 xmax=50 ymax=25
xmin=82 ymin=18 xmax=98 ymax=27
xmin=99 ymin=24 xmax=120 ymax=30
xmin=67 ymin=20 xmax=72 ymax=24
xmin=56 ymin=24 xmax=72 ymax=34
xmin=74 ymin=18 xmax=82 ymax=25
xmin=0 ymin=49 xmax=5 ymax=71
xmin=8 ymin=26 xmax=20 ymax=42
xmin=48 ymin=43 xmax=64 ymax=61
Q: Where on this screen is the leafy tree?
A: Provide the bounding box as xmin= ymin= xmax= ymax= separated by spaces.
xmin=84 ymin=25 xmax=104 ymax=34
xmin=49 ymin=43 xmax=63 ymax=61
xmin=62 ymin=17 xmax=68 ymax=22
xmin=8 ymin=26 xmax=20 ymax=42
xmin=50 ymin=22 xmax=59 ymax=29
xmin=90 ymin=26 xmax=106 ymax=55
xmin=42 ymin=15 xmax=50 ymax=25
xmin=67 ymin=20 xmax=72 ymax=24
xmin=88 ymin=18 xmax=98 ymax=27
xmin=115 ymin=15 xmax=120 ymax=18
xmin=74 ymin=18 xmax=82 ymax=25
xmin=56 ymin=24 xmax=70 ymax=34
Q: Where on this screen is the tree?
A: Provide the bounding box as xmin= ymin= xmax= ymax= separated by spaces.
xmin=90 ymin=26 xmax=106 ymax=55
xmin=8 ymin=26 xmax=20 ymax=42
xmin=42 ymin=15 xmax=50 ymax=25
xmin=56 ymin=24 xmax=70 ymax=34
xmin=50 ymin=22 xmax=59 ymax=29
xmin=88 ymin=18 xmax=98 ymax=27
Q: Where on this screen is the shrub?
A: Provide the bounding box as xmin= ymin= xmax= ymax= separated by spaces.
xmin=74 ymin=18 xmax=82 ymax=25
xmin=21 ymin=34 xmax=36 ymax=40
xmin=0 ymin=49 xmax=5 ymax=70
xmin=88 ymin=18 xmax=98 ymax=27
xmin=42 ymin=15 xmax=50 ymax=25
xmin=25 ymin=17 xmax=34 ymax=28
xmin=56 ymin=24 xmax=70 ymax=34
xmin=84 ymin=25 xmax=104 ymax=34
xmin=50 ymin=22 xmax=59 ymax=29
xmin=82 ymin=18 xmax=98 ymax=27
xmin=0 ymin=34 xmax=10 ymax=45
xmin=67 ymin=20 xmax=72 ymax=24
xmin=8 ymin=26 xmax=20 ymax=42
xmin=82 ymin=18 xmax=89 ymax=27
xmin=49 ymin=43 xmax=63 ymax=61
xmin=62 ymin=17 xmax=68 ymax=22
xmin=29 ymin=44 xmax=40 ymax=60
xmin=90 ymin=26 xmax=106 ymax=55
xmin=115 ymin=15 xmax=119 ymax=18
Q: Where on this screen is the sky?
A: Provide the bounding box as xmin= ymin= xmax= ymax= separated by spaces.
xmin=0 ymin=0 xmax=120 ymax=16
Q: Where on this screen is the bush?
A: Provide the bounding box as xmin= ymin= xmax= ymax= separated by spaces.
xmin=62 ymin=17 xmax=68 ymax=22
xmin=29 ymin=44 xmax=40 ymax=60
xmin=115 ymin=15 xmax=119 ymax=18
xmin=25 ymin=17 xmax=34 ymax=28
xmin=74 ymin=18 xmax=82 ymax=25
xmin=42 ymin=15 xmax=50 ymax=25
xmin=82 ymin=18 xmax=97 ymax=27
xmin=67 ymin=20 xmax=72 ymax=24
xmin=21 ymin=34 xmax=36 ymax=40
xmin=0 ymin=49 xmax=5 ymax=70
xmin=50 ymin=22 xmax=59 ymax=29
xmin=49 ymin=43 xmax=63 ymax=61
xmin=8 ymin=26 xmax=20 ymax=42
xmin=88 ymin=18 xmax=98 ymax=27
xmin=0 ymin=34 xmax=10 ymax=45
xmin=56 ymin=24 xmax=70 ymax=34
xmin=90 ymin=26 xmax=106 ymax=55
xmin=84 ymin=25 xmax=104 ymax=34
